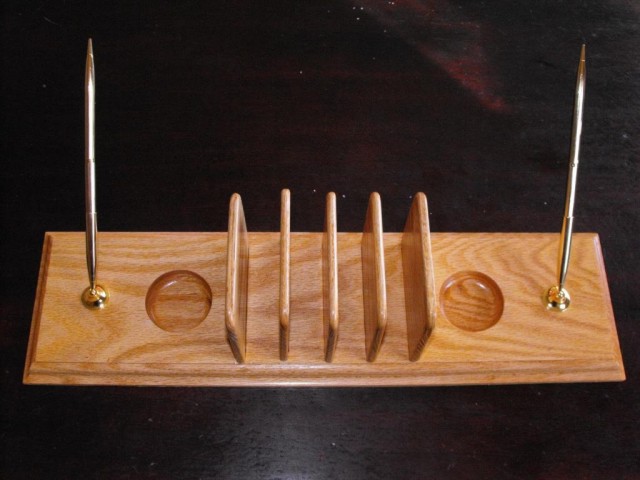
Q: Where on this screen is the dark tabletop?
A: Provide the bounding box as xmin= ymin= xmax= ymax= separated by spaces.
xmin=2 ymin=1 xmax=639 ymax=478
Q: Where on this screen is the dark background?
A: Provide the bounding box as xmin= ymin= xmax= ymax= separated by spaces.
xmin=2 ymin=1 xmax=639 ymax=478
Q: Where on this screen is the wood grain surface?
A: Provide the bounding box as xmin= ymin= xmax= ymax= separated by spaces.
xmin=402 ymin=193 xmax=436 ymax=361
xmin=24 ymin=231 xmax=623 ymax=386
xmin=322 ymin=193 xmax=339 ymax=362
xmin=279 ymin=189 xmax=291 ymax=361
xmin=361 ymin=192 xmax=387 ymax=362
xmin=224 ymin=194 xmax=249 ymax=363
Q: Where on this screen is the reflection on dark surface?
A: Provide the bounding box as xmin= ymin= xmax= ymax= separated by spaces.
xmin=349 ymin=0 xmax=508 ymax=111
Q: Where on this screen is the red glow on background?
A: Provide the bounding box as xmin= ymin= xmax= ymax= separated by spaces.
xmin=356 ymin=0 xmax=509 ymax=112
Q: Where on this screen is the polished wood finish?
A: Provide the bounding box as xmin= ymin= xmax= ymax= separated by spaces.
xmin=225 ymin=194 xmax=249 ymax=363
xmin=361 ymin=192 xmax=387 ymax=362
xmin=279 ymin=189 xmax=291 ymax=361
xmin=402 ymin=193 xmax=436 ymax=361
xmin=24 ymin=230 xmax=623 ymax=386
xmin=322 ymin=192 xmax=339 ymax=363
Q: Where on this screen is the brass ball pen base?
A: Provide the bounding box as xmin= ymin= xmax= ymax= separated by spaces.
xmin=81 ymin=285 xmax=109 ymax=309
xmin=545 ymin=285 xmax=571 ymax=311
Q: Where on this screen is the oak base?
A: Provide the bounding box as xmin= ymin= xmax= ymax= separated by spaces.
xmin=24 ymin=232 xmax=624 ymax=386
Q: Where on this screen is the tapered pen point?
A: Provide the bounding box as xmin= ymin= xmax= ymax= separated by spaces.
xmin=578 ymin=45 xmax=586 ymax=79
xmin=577 ymin=44 xmax=586 ymax=91
xmin=85 ymin=38 xmax=95 ymax=88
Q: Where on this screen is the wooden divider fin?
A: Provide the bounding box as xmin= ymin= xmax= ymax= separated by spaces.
xmin=401 ymin=193 xmax=436 ymax=361
xmin=361 ymin=192 xmax=388 ymax=362
xmin=323 ymin=192 xmax=339 ymax=362
xmin=279 ymin=189 xmax=291 ymax=361
xmin=225 ymin=193 xmax=249 ymax=363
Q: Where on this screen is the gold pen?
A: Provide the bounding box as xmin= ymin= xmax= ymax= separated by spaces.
xmin=81 ymin=39 xmax=109 ymax=309
xmin=546 ymin=44 xmax=586 ymax=311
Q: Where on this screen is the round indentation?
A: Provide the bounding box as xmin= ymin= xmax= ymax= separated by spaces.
xmin=440 ymin=271 xmax=504 ymax=332
xmin=145 ymin=270 xmax=212 ymax=332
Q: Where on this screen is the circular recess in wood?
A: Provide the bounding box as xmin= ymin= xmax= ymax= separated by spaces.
xmin=440 ymin=271 xmax=504 ymax=332
xmin=146 ymin=270 xmax=212 ymax=332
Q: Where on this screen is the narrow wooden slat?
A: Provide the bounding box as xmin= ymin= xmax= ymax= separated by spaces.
xmin=323 ymin=192 xmax=339 ymax=362
xmin=279 ymin=189 xmax=291 ymax=361
xmin=401 ymin=193 xmax=436 ymax=361
xmin=361 ymin=192 xmax=388 ymax=362
xmin=225 ymin=194 xmax=249 ymax=363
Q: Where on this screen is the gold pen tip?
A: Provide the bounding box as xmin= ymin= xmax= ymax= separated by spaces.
xmin=87 ymin=38 xmax=94 ymax=56
xmin=577 ymin=44 xmax=586 ymax=85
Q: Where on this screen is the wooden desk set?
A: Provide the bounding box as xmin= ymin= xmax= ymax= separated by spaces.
xmin=23 ymin=42 xmax=625 ymax=387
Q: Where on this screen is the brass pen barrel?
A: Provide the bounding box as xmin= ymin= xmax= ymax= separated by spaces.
xmin=556 ymin=44 xmax=586 ymax=291
xmin=546 ymin=45 xmax=586 ymax=311
xmin=85 ymin=38 xmax=97 ymax=291
xmin=81 ymin=39 xmax=108 ymax=309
